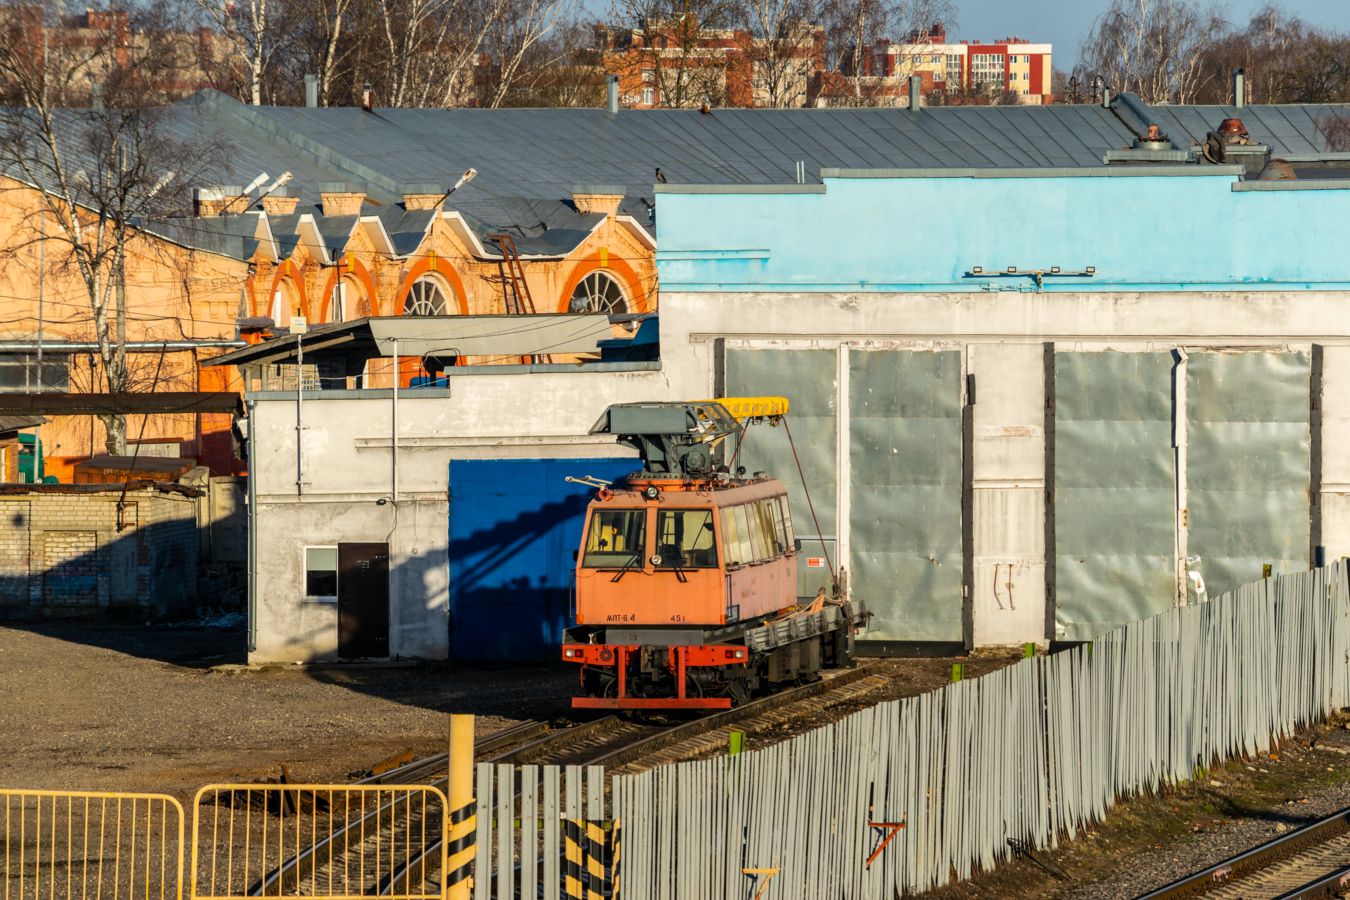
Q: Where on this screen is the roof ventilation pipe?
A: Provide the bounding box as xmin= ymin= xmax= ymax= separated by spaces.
xmin=1102 ymin=85 xmax=1111 ymax=108
xmin=362 ymin=83 xmax=373 ymax=111
xmin=1233 ymin=68 xmax=1245 ymax=108
xmin=606 ymin=75 xmax=619 ymax=113
xmin=305 ymin=74 xmax=318 ymax=108
xmin=908 ymin=74 xmax=921 ymax=111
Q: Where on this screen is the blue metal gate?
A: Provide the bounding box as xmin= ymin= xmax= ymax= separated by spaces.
xmin=448 ymin=457 xmax=635 ymax=661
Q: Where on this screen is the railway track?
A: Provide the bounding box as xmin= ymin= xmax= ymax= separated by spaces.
xmin=255 ymin=663 xmax=886 ymax=896
xmin=1135 ymin=808 xmax=1350 ymax=900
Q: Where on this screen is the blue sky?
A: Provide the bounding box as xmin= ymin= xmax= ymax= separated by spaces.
xmin=949 ymin=0 xmax=1350 ymax=71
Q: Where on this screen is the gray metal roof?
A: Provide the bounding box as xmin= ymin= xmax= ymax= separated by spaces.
xmin=183 ymin=91 xmax=1350 ymax=204
xmin=17 ymin=91 xmax=1348 ymax=263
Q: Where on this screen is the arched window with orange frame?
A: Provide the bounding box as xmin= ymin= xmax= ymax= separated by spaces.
xmin=558 ymin=251 xmax=649 ymax=315
xmin=402 ymin=273 xmax=459 ymax=316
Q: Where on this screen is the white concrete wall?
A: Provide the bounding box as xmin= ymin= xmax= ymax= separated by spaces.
xmin=656 ymin=288 xmax=1350 ymax=647
xmin=249 ymin=367 xmax=670 ymax=663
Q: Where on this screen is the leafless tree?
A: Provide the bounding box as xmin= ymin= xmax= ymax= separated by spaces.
xmin=1078 ymin=0 xmax=1227 ymax=104
xmin=605 ymin=0 xmax=741 ymax=109
xmin=190 ymin=0 xmax=283 ymax=104
xmin=1316 ymin=110 xmax=1350 ymax=150
xmin=477 ymin=0 xmax=577 ymax=106
xmin=0 ymin=0 xmax=231 ymax=453
xmin=817 ymin=0 xmax=954 ymax=107
xmin=1275 ymin=33 xmax=1350 ymax=103
xmin=732 ymin=0 xmax=817 ymax=108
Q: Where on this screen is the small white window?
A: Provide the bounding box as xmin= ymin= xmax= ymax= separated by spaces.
xmin=642 ymin=87 xmax=654 ymax=105
xmin=305 ymin=547 xmax=338 ymax=599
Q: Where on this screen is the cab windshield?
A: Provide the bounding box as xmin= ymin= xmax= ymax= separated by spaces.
xmin=655 ymin=509 xmax=718 ymax=568
xmin=582 ymin=509 xmax=646 ymax=567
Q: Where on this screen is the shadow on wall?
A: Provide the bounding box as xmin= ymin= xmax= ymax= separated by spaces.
xmin=446 ymin=457 xmax=638 ymax=664
xmin=449 ymin=493 xmax=590 ymax=663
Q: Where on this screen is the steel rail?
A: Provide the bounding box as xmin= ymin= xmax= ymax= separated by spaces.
xmin=1268 ymin=863 xmax=1350 ymax=900
xmin=586 ymin=662 xmax=881 ymax=770
xmin=382 ymin=663 xmax=884 ymax=895
xmin=360 ymin=720 xmax=548 ymax=786
xmin=247 ymin=720 xmax=545 ymax=896
xmin=1134 ymin=808 xmax=1350 ymax=900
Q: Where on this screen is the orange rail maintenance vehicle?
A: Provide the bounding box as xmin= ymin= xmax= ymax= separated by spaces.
xmin=562 ymin=399 xmax=868 ymax=710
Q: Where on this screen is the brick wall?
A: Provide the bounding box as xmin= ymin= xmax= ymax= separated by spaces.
xmin=0 ymin=486 xmax=199 ymax=620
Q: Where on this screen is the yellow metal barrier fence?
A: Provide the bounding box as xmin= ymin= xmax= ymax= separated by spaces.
xmin=1 ymin=789 xmax=185 ymax=900
xmin=189 ymin=785 xmax=447 ymax=900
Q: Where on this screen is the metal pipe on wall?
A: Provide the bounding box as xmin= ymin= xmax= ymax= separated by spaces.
xmin=606 ymin=75 xmax=619 ymax=114
xmin=908 ymin=75 xmax=922 ymax=112
xmin=1233 ymin=69 xmax=1245 ymax=107
xmin=392 ymin=338 xmax=399 ymax=503
xmin=0 ymin=341 xmax=247 ymax=352
xmin=295 ymin=334 xmax=304 ymax=497
xmin=246 ymin=398 xmax=258 ymax=653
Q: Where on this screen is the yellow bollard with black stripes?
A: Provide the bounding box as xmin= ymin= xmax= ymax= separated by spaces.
xmin=446 ymin=714 xmax=476 ymax=900
xmin=564 ymin=819 xmax=609 ymax=900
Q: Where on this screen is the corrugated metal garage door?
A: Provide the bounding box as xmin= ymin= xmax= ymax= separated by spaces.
xmin=1054 ymin=352 xmax=1176 ymax=640
xmin=1187 ymin=352 xmax=1310 ymax=599
xmin=849 ymin=349 xmax=963 ymax=641
xmin=726 ymin=348 xmax=838 ymax=596
xmin=448 ymin=457 xmax=635 ymax=661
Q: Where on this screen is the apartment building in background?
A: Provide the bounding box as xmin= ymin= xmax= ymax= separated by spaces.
xmin=867 ymin=26 xmax=1053 ymax=104
xmin=597 ymin=21 xmax=824 ymax=109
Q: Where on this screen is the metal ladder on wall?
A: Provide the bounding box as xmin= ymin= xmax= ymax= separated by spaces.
xmin=491 ymin=234 xmax=542 ymax=363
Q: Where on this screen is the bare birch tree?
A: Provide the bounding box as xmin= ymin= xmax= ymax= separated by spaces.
xmin=605 ymin=0 xmax=741 ymax=109
xmin=733 ymin=0 xmax=817 ymax=108
xmin=0 ymin=0 xmax=231 ymax=453
xmin=375 ymin=0 xmax=507 ymax=107
xmin=818 ymin=0 xmax=953 ymax=107
xmin=191 ymin=0 xmax=283 ymax=103
xmin=1078 ymin=0 xmax=1226 ymax=104
xmin=480 ymin=0 xmax=576 ymax=107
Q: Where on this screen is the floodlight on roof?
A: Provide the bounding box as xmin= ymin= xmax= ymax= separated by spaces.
xmin=452 ymin=169 xmax=478 ymax=192
xmin=243 ymin=172 xmax=268 ymax=194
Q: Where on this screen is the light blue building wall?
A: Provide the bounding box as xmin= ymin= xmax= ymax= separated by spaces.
xmin=651 ymin=167 xmax=1350 ymax=653
xmin=655 ymin=168 xmax=1350 ymax=292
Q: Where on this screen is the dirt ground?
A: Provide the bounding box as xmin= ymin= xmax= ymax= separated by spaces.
xmin=0 ymin=623 xmax=569 ymax=801
xmin=0 ymin=623 xmax=1002 ymax=804
xmin=6 ymin=623 xmax=1348 ymax=900
xmin=919 ymin=714 xmax=1350 ymax=900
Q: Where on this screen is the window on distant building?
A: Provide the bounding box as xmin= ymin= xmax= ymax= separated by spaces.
xmin=402 ymin=275 xmax=454 ymax=316
xmin=934 ymin=70 xmax=944 ymax=81
xmin=642 ymin=87 xmax=654 ymax=105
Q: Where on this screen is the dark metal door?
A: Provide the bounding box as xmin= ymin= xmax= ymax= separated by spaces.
xmin=338 ymin=542 xmax=389 ymax=659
